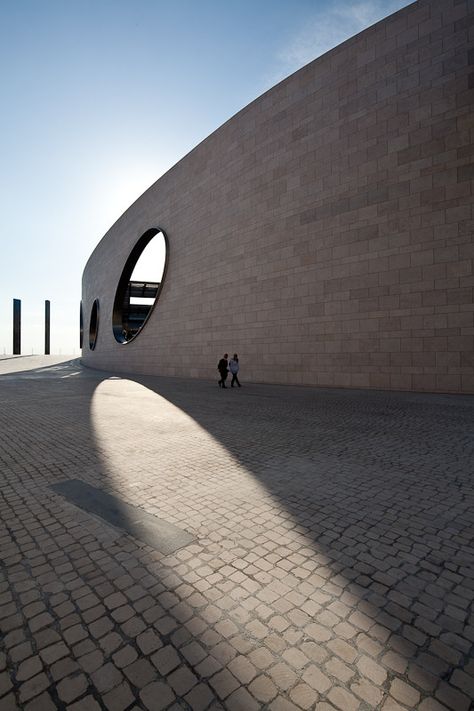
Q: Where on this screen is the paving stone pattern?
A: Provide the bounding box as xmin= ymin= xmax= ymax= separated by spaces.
xmin=0 ymin=356 xmax=473 ymax=710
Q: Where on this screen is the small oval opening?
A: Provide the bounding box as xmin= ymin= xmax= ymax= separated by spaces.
xmin=113 ymin=228 xmax=168 ymax=344
xmin=89 ymin=299 xmax=99 ymax=350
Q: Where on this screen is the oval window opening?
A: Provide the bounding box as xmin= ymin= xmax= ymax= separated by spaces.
xmin=89 ymin=299 xmax=99 ymax=350
xmin=113 ymin=228 xmax=168 ymax=344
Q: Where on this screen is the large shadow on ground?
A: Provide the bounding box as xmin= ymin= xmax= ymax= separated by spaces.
xmin=1 ymin=360 xmax=473 ymax=709
xmin=126 ymin=372 xmax=474 ymax=702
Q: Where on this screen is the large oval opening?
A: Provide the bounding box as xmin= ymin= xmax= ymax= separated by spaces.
xmin=112 ymin=228 xmax=168 ymax=344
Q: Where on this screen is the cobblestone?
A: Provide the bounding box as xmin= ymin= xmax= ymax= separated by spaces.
xmin=0 ymin=356 xmax=473 ymax=709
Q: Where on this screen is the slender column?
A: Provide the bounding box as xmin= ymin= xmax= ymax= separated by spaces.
xmin=13 ymin=299 xmax=21 ymax=354
xmin=79 ymin=301 xmax=83 ymax=349
xmin=45 ymin=300 xmax=50 ymax=355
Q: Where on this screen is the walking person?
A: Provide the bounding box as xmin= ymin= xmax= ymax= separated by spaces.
xmin=217 ymin=353 xmax=229 ymax=388
xmin=229 ymin=353 xmax=241 ymax=387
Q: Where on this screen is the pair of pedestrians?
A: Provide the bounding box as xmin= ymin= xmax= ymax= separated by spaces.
xmin=218 ymin=353 xmax=241 ymax=388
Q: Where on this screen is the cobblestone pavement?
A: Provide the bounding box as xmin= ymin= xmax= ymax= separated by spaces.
xmin=0 ymin=356 xmax=473 ymax=711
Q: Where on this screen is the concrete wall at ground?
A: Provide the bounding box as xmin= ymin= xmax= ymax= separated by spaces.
xmin=82 ymin=0 xmax=474 ymax=393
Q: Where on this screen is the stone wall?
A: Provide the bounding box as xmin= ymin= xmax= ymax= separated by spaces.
xmin=82 ymin=0 xmax=474 ymax=392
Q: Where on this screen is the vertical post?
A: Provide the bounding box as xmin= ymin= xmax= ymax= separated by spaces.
xmin=13 ymin=299 xmax=21 ymax=355
xmin=79 ymin=301 xmax=83 ymax=349
xmin=45 ymin=300 xmax=50 ymax=355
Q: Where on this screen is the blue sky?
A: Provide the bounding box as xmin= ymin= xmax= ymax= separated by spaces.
xmin=0 ymin=0 xmax=410 ymax=354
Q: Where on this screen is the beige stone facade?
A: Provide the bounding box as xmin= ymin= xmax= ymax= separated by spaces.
xmin=82 ymin=0 xmax=474 ymax=393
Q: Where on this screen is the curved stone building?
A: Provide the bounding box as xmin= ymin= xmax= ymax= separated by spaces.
xmin=82 ymin=0 xmax=474 ymax=393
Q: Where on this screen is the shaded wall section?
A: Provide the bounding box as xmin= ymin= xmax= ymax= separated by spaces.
xmin=82 ymin=0 xmax=474 ymax=393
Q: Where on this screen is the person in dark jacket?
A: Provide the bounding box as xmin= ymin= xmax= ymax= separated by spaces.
xmin=217 ymin=353 xmax=229 ymax=388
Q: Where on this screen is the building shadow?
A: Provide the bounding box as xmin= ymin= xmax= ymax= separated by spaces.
xmin=1 ymin=360 xmax=473 ymax=709
xmin=124 ymin=372 xmax=474 ymax=703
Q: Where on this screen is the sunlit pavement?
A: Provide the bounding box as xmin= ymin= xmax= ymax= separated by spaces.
xmin=0 ymin=357 xmax=473 ymax=711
